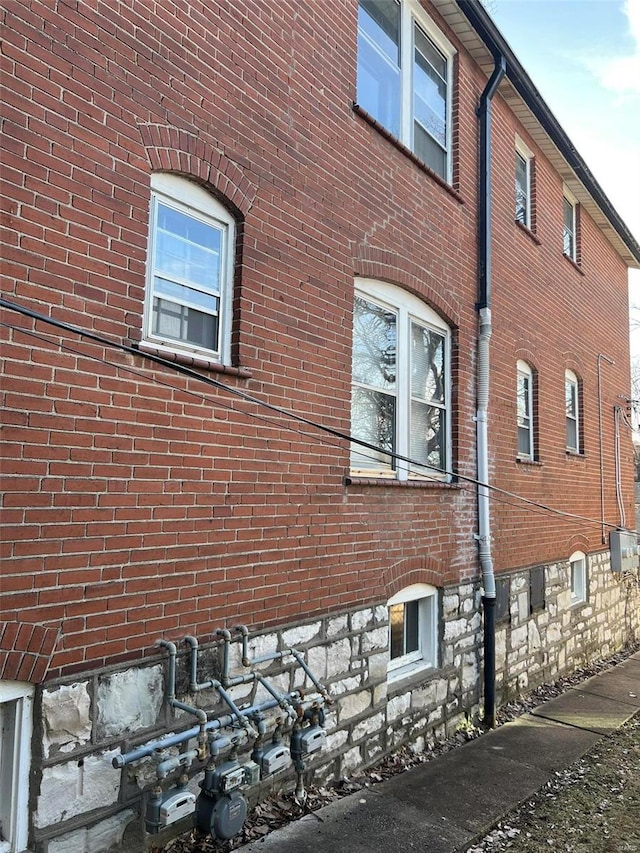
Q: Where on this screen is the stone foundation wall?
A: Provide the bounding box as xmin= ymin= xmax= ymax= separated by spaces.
xmin=30 ymin=551 xmax=639 ymax=852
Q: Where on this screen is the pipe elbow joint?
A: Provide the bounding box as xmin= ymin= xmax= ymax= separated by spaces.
xmin=157 ymin=639 xmax=177 ymax=655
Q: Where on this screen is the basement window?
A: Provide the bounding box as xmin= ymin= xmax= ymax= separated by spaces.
xmin=0 ymin=682 xmax=34 ymax=853
xmin=387 ymin=583 xmax=438 ymax=679
xmin=570 ymin=551 xmax=587 ymax=605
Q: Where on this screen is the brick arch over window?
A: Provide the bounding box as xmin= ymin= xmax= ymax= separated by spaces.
xmin=0 ymin=622 xmax=60 ymax=684
xmin=568 ymin=534 xmax=589 ymax=555
xmin=354 ymin=246 xmax=460 ymax=330
xmin=138 ymin=124 xmax=257 ymax=217
xmin=383 ymin=556 xmax=444 ymax=601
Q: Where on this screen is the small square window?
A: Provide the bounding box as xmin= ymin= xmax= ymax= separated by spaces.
xmin=388 ymin=584 xmax=438 ymax=677
xmin=570 ymin=552 xmax=587 ymax=605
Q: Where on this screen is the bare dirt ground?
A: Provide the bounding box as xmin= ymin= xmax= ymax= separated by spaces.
xmin=163 ymin=644 xmax=639 ymax=853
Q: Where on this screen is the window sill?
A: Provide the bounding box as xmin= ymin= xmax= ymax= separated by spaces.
xmin=566 ymin=449 xmax=586 ymax=459
xmin=570 ymin=597 xmax=588 ymax=609
xmin=562 ymin=253 xmax=585 ymax=276
xmin=344 ymin=475 xmax=458 ymax=489
xmin=515 ymin=220 xmax=542 ymax=246
xmin=387 ymin=660 xmax=438 ymax=691
xmin=516 ymin=457 xmax=543 ymax=467
xmin=134 ymin=342 xmax=252 ymax=378
xmin=353 ymin=104 xmax=464 ymax=205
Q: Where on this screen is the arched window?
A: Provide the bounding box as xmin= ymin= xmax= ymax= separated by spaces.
xmin=387 ymin=583 xmax=438 ymax=677
xmin=565 ymin=369 xmax=580 ymax=453
xmin=516 ymin=360 xmax=534 ymax=460
xmin=351 ymin=279 xmax=451 ymax=481
xmin=144 ymin=173 xmax=236 ymax=363
xmin=569 ymin=550 xmax=587 ymax=605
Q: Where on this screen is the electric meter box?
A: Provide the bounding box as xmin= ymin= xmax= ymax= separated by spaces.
xmin=300 ymin=727 xmax=326 ymax=754
xmin=610 ymin=529 xmax=639 ymax=573
xmin=260 ymin=744 xmax=291 ymax=775
xmin=159 ymin=790 xmax=196 ymax=826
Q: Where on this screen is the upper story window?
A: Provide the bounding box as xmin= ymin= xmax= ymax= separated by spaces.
xmin=144 ymin=173 xmax=235 ymax=364
xmin=517 ymin=360 xmax=534 ymax=460
xmin=515 ymin=138 xmax=533 ymax=228
xmin=356 ymin=0 xmax=455 ymax=181
xmin=565 ymin=369 xmax=580 ymax=453
xmin=351 ymin=279 xmax=451 ymax=481
xmin=563 ymin=191 xmax=577 ymax=261
xmin=387 ymin=583 xmax=438 ymax=678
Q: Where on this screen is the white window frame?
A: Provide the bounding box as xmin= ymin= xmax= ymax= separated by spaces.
xmin=569 ymin=550 xmax=587 ymax=605
xmin=563 ymin=187 xmax=577 ymax=261
xmin=144 ymin=173 xmax=235 ymax=364
xmin=0 ymin=682 xmax=34 ymax=853
xmin=351 ymin=278 xmax=451 ymax=482
xmin=387 ymin=583 xmax=438 ymax=679
xmin=515 ymin=137 xmax=532 ymax=228
xmin=356 ymin=0 xmax=456 ymax=183
xmin=517 ymin=360 xmax=534 ymax=460
xmin=565 ymin=369 xmax=580 ymax=453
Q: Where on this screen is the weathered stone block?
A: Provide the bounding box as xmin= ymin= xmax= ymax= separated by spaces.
xmin=338 ymin=690 xmax=371 ymax=722
xmin=352 ymin=712 xmax=385 ymax=741
xmin=386 ymin=692 xmax=410 ymax=721
xmin=326 ymin=615 xmax=348 ymax=637
xmin=35 ymin=749 xmax=121 ymax=828
xmin=42 ymin=682 xmax=92 ymax=759
xmin=361 ymin=626 xmax=388 ymax=653
xmin=47 ymin=810 xmax=137 ymax=853
xmin=282 ymin=622 xmax=321 ymax=648
xmin=96 ymin=666 xmax=163 ymax=740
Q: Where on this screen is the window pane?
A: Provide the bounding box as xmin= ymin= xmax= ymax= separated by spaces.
xmin=411 ymin=322 xmax=444 ymax=403
xmin=565 ymin=380 xmax=577 ymax=418
xmin=155 ymin=203 xmax=221 ymax=292
xmin=563 ymin=198 xmax=575 ymax=257
xmin=404 ymin=600 xmax=419 ymax=654
xmin=389 ymin=602 xmax=404 ymax=659
xmin=410 ymin=400 xmax=444 ymax=469
xmin=518 ymin=425 xmax=531 ymax=456
xmin=413 ymin=25 xmax=446 ymax=150
xmin=357 ymin=0 xmax=401 ymax=138
xmin=515 ymin=152 xmax=528 ymax=223
xmin=152 ymin=298 xmax=219 ymax=351
xmin=517 ymin=373 xmax=530 ymax=420
xmin=351 ymin=386 xmax=396 ymax=469
xmin=566 ymin=417 xmax=577 ymax=451
xmin=352 ymin=297 xmax=397 ymax=390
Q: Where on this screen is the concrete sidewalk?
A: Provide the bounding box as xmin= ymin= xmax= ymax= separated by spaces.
xmin=241 ymin=652 xmax=640 ymax=853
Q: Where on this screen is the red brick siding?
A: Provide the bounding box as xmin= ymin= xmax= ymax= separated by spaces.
xmin=0 ymin=0 xmax=633 ymax=676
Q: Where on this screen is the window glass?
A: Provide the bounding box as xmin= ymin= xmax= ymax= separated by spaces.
xmin=351 ymin=281 xmax=450 ymax=480
xmin=515 ymin=151 xmax=529 ymax=225
xmin=517 ymin=363 xmax=533 ymax=458
xmin=357 ymin=0 xmax=454 ymax=181
xmin=563 ymin=196 xmax=576 ymax=259
xmin=570 ymin=551 xmax=587 ymax=604
xmin=565 ymin=371 xmax=579 ymax=452
xmin=357 ymin=0 xmax=401 ymax=138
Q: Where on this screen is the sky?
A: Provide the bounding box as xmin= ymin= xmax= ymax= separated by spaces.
xmin=488 ymin=0 xmax=640 ymax=352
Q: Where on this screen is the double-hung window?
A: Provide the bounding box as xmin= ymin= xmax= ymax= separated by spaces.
xmin=388 ymin=583 xmax=438 ymax=677
xmin=351 ymin=280 xmax=450 ymax=480
xmin=144 ymin=173 xmax=235 ymax=364
xmin=565 ymin=369 xmax=580 ymax=453
xmin=515 ymin=139 xmax=533 ymax=228
xmin=517 ymin=360 xmax=534 ymax=459
xmin=356 ymin=0 xmax=455 ymax=181
xmin=0 ymin=682 xmax=34 ymax=853
xmin=563 ymin=192 xmax=577 ymax=261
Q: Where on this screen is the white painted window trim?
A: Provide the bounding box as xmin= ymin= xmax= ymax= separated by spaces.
xmin=387 ymin=583 xmax=438 ymax=679
xmin=562 ymin=186 xmax=577 ymax=261
xmin=515 ymin=136 xmax=533 ymax=228
xmin=0 ymin=682 xmax=34 ymax=853
xmin=565 ymin=369 xmax=580 ymax=452
xmin=144 ymin=172 xmax=235 ymax=364
xmin=517 ymin=359 xmax=534 ymax=460
xmin=352 ymin=278 xmax=451 ymax=482
xmin=357 ymin=0 xmax=456 ymax=183
xmin=569 ymin=550 xmax=587 ymax=605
